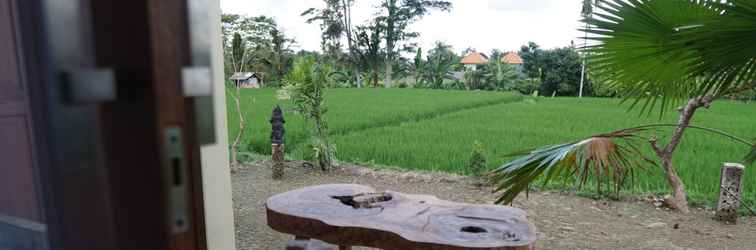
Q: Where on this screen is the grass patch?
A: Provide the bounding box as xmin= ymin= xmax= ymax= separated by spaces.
xmin=227 ymin=88 xmax=522 ymax=154
xmin=330 ymin=97 xmax=756 ymax=206
xmin=228 ymin=88 xmax=756 ymax=207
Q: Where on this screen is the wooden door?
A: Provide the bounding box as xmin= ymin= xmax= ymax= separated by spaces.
xmin=0 ymin=0 xmax=49 ymax=249
xmin=0 ymin=0 xmax=213 ymax=249
xmin=87 ymin=0 xmax=209 ymax=249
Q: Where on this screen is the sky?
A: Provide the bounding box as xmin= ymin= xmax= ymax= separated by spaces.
xmin=220 ymin=0 xmax=586 ymax=55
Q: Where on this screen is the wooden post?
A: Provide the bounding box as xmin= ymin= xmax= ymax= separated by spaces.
xmin=271 ymin=106 xmax=285 ymax=179
xmin=272 ymin=144 xmax=285 ymax=179
xmin=716 ymin=163 xmax=745 ymax=224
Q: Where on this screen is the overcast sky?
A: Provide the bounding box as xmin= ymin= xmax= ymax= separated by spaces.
xmin=220 ymin=0 xmax=585 ymax=55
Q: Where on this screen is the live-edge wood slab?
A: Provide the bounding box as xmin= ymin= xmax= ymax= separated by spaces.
xmin=266 ymin=184 xmax=536 ymax=250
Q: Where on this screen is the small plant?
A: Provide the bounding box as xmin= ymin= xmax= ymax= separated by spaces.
xmin=278 ymin=56 xmax=335 ymax=170
xmin=469 ymin=141 xmax=487 ymax=177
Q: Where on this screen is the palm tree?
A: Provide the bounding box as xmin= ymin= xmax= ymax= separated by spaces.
xmin=263 ymin=27 xmax=294 ymax=86
xmin=422 ymin=53 xmax=456 ymax=89
xmin=483 ymin=60 xmax=524 ymax=91
xmin=491 ymin=0 xmax=756 ymax=213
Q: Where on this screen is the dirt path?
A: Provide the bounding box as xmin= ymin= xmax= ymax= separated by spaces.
xmin=232 ymin=161 xmax=756 ymax=250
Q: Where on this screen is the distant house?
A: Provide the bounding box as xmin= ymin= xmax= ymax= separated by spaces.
xmin=500 ymin=52 xmax=524 ymax=72
xmin=229 ymin=72 xmax=263 ymax=88
xmin=460 ymin=52 xmax=489 ymax=71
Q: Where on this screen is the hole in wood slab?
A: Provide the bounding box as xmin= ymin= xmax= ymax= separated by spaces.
xmin=331 ymin=192 xmax=393 ymax=209
xmin=502 ymin=231 xmax=519 ymax=241
xmin=460 ymin=226 xmax=487 ymax=233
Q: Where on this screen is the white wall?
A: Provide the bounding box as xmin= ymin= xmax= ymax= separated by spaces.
xmin=200 ymin=1 xmax=236 ymax=249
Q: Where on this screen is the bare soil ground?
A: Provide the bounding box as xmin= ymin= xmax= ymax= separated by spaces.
xmin=232 ymin=161 xmax=756 ymax=250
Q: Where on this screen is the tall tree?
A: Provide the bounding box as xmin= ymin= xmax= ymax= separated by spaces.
xmin=518 ymin=42 xmax=543 ymax=78
xmin=410 ymin=47 xmax=423 ymax=87
xmin=538 ymin=47 xmax=587 ymax=96
xmin=377 ymin=0 xmax=452 ymax=88
xmin=230 ymin=32 xmax=248 ymax=73
xmin=303 ymin=0 xmax=365 ymax=87
xmin=263 ymin=27 xmax=296 ymax=85
xmin=302 ymin=1 xmax=344 ymax=61
xmin=355 ymin=22 xmax=383 ymax=87
xmin=222 ymin=14 xmax=278 ymax=76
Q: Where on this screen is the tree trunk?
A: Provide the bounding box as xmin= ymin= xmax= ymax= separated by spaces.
xmin=230 ymin=86 xmax=246 ymax=165
xmin=659 ymin=156 xmax=688 ymax=213
xmin=340 ymin=0 xmax=361 ymax=88
xmin=384 ymin=60 xmax=393 ymax=88
xmin=355 ymin=68 xmax=363 ymax=88
xmin=372 ymin=71 xmax=379 ymax=87
xmin=384 ymin=0 xmax=395 ymax=88
xmin=649 ymin=96 xmax=711 ymax=213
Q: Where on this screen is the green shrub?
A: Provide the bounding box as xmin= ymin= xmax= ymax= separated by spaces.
xmin=278 ymin=56 xmax=335 ymax=170
xmin=469 ymin=140 xmax=487 ymax=177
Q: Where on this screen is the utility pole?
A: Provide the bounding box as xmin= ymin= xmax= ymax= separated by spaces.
xmin=579 ymin=0 xmax=597 ymax=98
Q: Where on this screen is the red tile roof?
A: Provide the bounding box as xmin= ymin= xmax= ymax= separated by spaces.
xmin=460 ymin=52 xmax=489 ymax=65
xmin=501 ymin=52 xmax=524 ymax=64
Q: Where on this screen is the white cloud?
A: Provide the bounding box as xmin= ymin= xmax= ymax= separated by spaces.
xmin=220 ymin=0 xmax=584 ymax=55
xmin=488 ymin=0 xmax=555 ymax=11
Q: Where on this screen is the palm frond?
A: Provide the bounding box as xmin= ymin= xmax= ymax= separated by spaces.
xmin=692 ymin=0 xmax=756 ymax=96
xmin=491 ymin=123 xmax=755 ymax=204
xmin=490 ymin=127 xmax=655 ymax=204
xmin=584 ymin=0 xmax=756 ymax=114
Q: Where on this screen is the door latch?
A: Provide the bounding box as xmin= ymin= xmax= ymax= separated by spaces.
xmin=164 ymin=127 xmax=190 ymax=234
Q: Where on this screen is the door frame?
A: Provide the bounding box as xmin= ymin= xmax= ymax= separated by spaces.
xmin=6 ymin=0 xmax=235 ymax=249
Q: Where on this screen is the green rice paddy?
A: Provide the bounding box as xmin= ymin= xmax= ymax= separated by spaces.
xmin=228 ymin=88 xmax=756 ymax=206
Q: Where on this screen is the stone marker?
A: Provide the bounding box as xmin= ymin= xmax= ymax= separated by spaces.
xmin=271 ymin=106 xmax=285 ymax=179
xmin=716 ymin=163 xmax=745 ymax=224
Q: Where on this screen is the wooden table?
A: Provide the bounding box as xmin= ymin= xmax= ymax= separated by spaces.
xmin=266 ymin=184 xmax=536 ymax=250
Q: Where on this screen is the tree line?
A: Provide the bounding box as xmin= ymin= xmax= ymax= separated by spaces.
xmin=221 ymin=0 xmax=621 ymax=98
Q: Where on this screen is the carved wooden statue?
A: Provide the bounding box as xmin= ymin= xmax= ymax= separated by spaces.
xmin=270 ymin=105 xmax=285 ymax=179
xmin=266 ymin=184 xmax=537 ymax=249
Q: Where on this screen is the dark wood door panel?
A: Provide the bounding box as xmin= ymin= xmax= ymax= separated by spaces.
xmin=0 ymin=0 xmax=23 ymax=103
xmin=0 ymin=116 xmax=40 ymax=221
xmin=0 ymin=0 xmax=40 ymax=223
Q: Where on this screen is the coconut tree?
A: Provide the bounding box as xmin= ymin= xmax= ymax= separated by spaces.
xmin=491 ymin=0 xmax=756 ymax=213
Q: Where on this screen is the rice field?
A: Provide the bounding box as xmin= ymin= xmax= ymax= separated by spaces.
xmin=228 ymin=88 xmax=756 ymax=206
xmin=226 ymin=88 xmax=522 ymax=153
